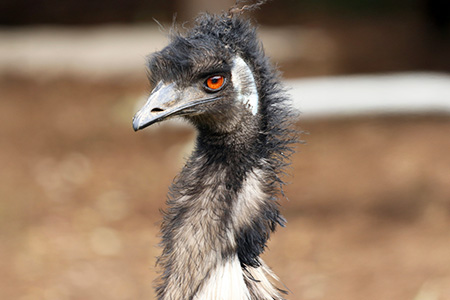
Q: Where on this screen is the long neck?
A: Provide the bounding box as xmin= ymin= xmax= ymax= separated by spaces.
xmin=156 ymin=128 xmax=285 ymax=300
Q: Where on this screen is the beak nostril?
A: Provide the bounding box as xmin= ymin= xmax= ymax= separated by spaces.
xmin=151 ymin=107 xmax=164 ymax=113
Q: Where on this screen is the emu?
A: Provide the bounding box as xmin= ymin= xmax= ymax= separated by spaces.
xmin=133 ymin=4 xmax=295 ymax=300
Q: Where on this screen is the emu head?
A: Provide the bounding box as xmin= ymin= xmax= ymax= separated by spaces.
xmin=133 ymin=14 xmax=265 ymax=134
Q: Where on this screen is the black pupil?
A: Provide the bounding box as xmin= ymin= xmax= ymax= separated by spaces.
xmin=211 ymin=77 xmax=220 ymax=84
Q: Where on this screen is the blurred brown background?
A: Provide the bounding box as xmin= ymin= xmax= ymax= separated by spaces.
xmin=1 ymin=0 xmax=450 ymax=299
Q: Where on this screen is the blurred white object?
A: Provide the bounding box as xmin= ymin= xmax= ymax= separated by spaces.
xmin=0 ymin=26 xmax=449 ymax=117
xmin=0 ymin=26 xmax=168 ymax=79
xmin=288 ymin=73 xmax=450 ymax=117
xmin=0 ymin=25 xmax=331 ymax=79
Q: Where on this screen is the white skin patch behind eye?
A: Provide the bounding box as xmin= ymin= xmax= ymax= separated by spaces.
xmin=231 ymin=56 xmax=259 ymax=115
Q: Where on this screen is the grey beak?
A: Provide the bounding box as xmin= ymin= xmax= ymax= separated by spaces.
xmin=133 ymin=81 xmax=222 ymax=131
xmin=132 ymin=82 xmax=180 ymax=131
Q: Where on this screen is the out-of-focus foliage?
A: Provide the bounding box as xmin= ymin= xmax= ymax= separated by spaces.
xmin=1 ymin=0 xmax=449 ymax=27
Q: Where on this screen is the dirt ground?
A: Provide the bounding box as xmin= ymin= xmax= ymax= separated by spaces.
xmin=0 ymin=76 xmax=449 ymax=300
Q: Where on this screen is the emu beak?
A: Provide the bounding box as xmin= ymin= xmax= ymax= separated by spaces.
xmin=133 ymin=82 xmax=178 ymax=131
xmin=132 ymin=81 xmax=219 ymax=131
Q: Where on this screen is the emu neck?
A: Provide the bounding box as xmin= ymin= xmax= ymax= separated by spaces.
xmin=156 ymin=125 xmax=283 ymax=300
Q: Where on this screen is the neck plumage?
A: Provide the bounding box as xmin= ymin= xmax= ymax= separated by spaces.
xmin=155 ymin=128 xmax=286 ymax=300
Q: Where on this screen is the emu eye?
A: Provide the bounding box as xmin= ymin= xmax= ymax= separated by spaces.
xmin=205 ymin=75 xmax=225 ymax=92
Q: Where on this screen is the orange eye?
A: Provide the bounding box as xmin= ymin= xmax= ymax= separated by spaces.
xmin=205 ymin=75 xmax=225 ymax=91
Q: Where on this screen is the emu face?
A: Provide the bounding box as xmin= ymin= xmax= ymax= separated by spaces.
xmin=132 ymin=36 xmax=259 ymax=133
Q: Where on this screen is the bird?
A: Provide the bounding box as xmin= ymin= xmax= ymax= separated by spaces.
xmin=132 ymin=2 xmax=296 ymax=299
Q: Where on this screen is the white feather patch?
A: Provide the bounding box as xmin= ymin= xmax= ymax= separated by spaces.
xmin=232 ymin=168 xmax=266 ymax=230
xmin=245 ymin=261 xmax=285 ymax=300
xmin=231 ymin=56 xmax=259 ymax=115
xmin=194 ymin=255 xmax=250 ymax=300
